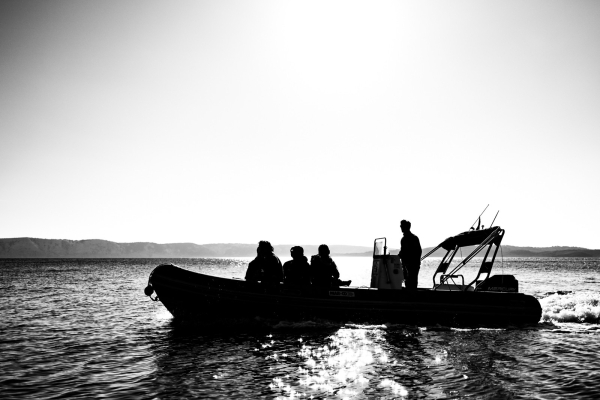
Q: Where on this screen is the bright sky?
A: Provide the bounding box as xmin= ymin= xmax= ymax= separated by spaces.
xmin=1 ymin=0 xmax=599 ymax=249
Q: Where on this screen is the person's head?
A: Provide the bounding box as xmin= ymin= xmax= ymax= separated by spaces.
xmin=290 ymin=246 xmax=304 ymax=259
xmin=318 ymin=244 xmax=330 ymax=257
xmin=258 ymin=240 xmax=274 ymax=256
xmin=400 ymin=220 xmax=411 ymax=234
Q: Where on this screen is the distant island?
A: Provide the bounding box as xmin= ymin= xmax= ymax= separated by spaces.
xmin=0 ymin=238 xmax=599 ymax=258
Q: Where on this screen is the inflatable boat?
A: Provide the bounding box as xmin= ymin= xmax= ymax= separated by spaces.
xmin=145 ymin=226 xmax=542 ymax=326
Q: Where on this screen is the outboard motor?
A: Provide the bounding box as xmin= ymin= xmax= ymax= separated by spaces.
xmin=370 ymin=238 xmax=404 ymax=290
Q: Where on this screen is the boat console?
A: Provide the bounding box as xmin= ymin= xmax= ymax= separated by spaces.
xmin=370 ymin=237 xmax=404 ymax=289
xmin=371 ymin=225 xmax=519 ymax=293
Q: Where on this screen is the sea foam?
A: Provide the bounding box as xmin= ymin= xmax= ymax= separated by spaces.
xmin=540 ymin=292 xmax=600 ymax=323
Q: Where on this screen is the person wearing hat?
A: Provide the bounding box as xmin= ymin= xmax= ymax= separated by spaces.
xmin=283 ymin=246 xmax=311 ymax=285
xmin=399 ymin=220 xmax=422 ymax=290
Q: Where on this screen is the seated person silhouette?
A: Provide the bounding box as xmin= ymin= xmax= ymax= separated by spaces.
xmin=245 ymin=240 xmax=283 ymax=284
xmin=310 ymin=244 xmax=351 ymax=288
xmin=283 ymin=246 xmax=311 ymax=285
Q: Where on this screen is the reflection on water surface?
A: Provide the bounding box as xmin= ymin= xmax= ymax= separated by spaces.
xmin=147 ymin=319 xmax=600 ymax=399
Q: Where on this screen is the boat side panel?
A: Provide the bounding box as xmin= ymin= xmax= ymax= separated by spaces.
xmin=149 ymin=265 xmax=541 ymax=325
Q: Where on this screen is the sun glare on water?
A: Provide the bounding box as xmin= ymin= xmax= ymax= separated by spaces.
xmin=261 ymin=325 xmax=410 ymax=399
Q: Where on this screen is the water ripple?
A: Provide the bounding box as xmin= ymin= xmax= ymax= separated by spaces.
xmin=0 ymin=258 xmax=599 ymax=399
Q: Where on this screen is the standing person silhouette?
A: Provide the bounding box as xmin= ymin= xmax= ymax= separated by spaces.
xmin=399 ymin=220 xmax=422 ymax=290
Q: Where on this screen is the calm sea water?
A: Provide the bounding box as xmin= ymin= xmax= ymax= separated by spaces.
xmin=1 ymin=257 xmax=599 ymax=399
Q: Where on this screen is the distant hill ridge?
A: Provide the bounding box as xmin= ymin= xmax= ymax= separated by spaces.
xmin=0 ymin=238 xmax=598 ymax=258
xmin=0 ymin=238 xmax=370 ymax=258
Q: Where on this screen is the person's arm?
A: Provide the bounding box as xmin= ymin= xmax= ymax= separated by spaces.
xmin=399 ymin=237 xmax=406 ymax=264
xmin=282 ymin=261 xmax=290 ymax=283
xmin=407 ymin=235 xmax=421 ymax=265
xmin=303 ymin=257 xmax=312 ymax=285
xmin=331 ymin=259 xmax=340 ymax=280
xmin=275 ymin=256 xmax=284 ymax=283
xmin=245 ymin=259 xmax=260 ymax=282
xmin=309 ymin=256 xmax=319 ymax=284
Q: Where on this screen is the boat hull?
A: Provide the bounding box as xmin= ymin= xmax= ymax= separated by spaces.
xmin=148 ymin=264 xmax=542 ymax=326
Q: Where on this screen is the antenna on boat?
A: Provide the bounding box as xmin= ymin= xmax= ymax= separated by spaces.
xmin=490 ymin=210 xmax=500 ymax=227
xmin=470 ymin=204 xmax=489 ymax=230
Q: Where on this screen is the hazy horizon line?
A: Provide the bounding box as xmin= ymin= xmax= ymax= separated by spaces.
xmin=1 ymin=236 xmax=596 ymax=251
